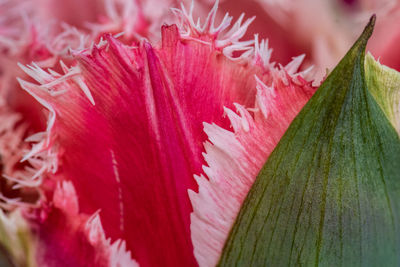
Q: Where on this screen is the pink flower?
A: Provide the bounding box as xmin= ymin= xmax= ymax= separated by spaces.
xmin=1 ymin=1 xmax=399 ymax=267
xmin=0 ymin=1 xmax=316 ymax=266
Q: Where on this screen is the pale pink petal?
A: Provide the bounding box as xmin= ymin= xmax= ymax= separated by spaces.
xmin=189 ymin=60 xmax=316 ymax=266
xmin=87 ymin=0 xmax=172 ymax=41
xmin=247 ymin=0 xmax=400 ymax=78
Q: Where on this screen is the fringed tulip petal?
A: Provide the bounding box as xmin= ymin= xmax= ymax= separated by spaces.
xmin=189 ymin=58 xmax=316 ymax=266
xmin=17 ymin=5 xmax=282 ymax=265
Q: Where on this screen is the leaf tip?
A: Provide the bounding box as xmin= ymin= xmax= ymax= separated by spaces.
xmin=356 ymin=14 xmax=376 ymax=50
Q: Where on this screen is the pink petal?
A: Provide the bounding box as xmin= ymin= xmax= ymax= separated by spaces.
xmin=17 ymin=5 xmax=282 ymax=265
xmin=234 ymin=0 xmax=400 ymax=79
xmin=34 ymin=180 xmax=137 ymax=267
xmin=189 ymin=61 xmax=316 ymax=266
xmin=218 ymin=0 xmax=308 ymax=65
xmin=375 ymin=30 xmax=400 ymax=71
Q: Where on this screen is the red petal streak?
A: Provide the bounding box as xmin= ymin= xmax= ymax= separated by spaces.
xmin=19 ymin=22 xmax=275 ymax=266
xmin=189 ymin=66 xmax=316 ymax=266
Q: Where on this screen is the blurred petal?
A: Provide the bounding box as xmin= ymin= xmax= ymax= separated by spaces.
xmin=247 ymin=0 xmax=400 ymax=80
xmin=0 ymin=209 xmax=36 ymax=267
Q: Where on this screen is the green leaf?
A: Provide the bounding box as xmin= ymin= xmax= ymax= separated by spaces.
xmin=219 ymin=16 xmax=400 ymax=266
